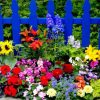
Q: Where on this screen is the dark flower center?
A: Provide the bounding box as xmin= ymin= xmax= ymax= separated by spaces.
xmin=0 ymin=47 xmax=2 ymax=51
xmin=5 ymin=45 xmax=10 ymax=50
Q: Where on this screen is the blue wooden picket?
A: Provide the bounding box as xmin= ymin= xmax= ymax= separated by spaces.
xmin=47 ymin=0 xmax=55 ymax=18
xmin=82 ymin=0 xmax=91 ymax=47
xmin=29 ymin=0 xmax=38 ymax=30
xmin=11 ymin=0 xmax=21 ymax=44
xmin=0 ymin=0 xmax=100 ymax=49
xmin=0 ymin=6 xmax=4 ymax=41
xmin=64 ymin=0 xmax=73 ymax=44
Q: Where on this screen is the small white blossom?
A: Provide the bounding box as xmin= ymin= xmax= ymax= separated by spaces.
xmin=33 ymin=89 xmax=38 ymax=95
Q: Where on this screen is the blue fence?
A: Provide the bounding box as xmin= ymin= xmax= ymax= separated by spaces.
xmin=0 ymin=0 xmax=100 ymax=49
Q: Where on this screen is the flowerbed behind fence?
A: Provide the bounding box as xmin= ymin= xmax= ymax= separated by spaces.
xmin=0 ymin=13 xmax=100 ymax=100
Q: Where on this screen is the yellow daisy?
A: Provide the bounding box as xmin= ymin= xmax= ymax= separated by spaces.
xmin=0 ymin=41 xmax=4 ymax=55
xmin=3 ymin=40 xmax=13 ymax=55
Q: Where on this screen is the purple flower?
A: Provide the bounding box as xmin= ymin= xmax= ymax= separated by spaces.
xmin=26 ymin=68 xmax=33 ymax=76
xmin=90 ymin=60 xmax=98 ymax=68
xmin=21 ymin=58 xmax=27 ymax=65
xmin=19 ymin=72 xmax=25 ymax=79
xmin=46 ymin=13 xmax=54 ymax=28
xmin=27 ymin=59 xmax=33 ymax=65
xmin=51 ymin=78 xmax=57 ymax=88
xmin=55 ymin=14 xmax=64 ymax=32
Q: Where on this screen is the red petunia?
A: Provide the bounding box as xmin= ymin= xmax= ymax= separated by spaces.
xmin=7 ymin=75 xmax=22 ymax=86
xmin=52 ymin=68 xmax=63 ymax=79
xmin=1 ymin=65 xmax=11 ymax=75
xmin=12 ymin=67 xmax=21 ymax=75
xmin=62 ymin=64 xmax=74 ymax=74
xmin=4 ymin=85 xmax=17 ymax=97
xmin=29 ymin=40 xmax=43 ymax=50
xmin=40 ymin=75 xmax=48 ymax=86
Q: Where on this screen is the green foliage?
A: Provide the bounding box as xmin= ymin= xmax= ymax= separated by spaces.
xmin=90 ymin=79 xmax=100 ymax=98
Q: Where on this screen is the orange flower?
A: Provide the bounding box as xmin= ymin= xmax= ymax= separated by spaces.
xmin=20 ymin=29 xmax=29 ymax=37
xmin=21 ymin=36 xmax=34 ymax=42
xmin=30 ymin=29 xmax=37 ymax=36
xmin=29 ymin=40 xmax=43 ymax=50
xmin=75 ymin=75 xmax=84 ymax=81
xmin=75 ymin=75 xmax=86 ymax=89
xmin=76 ymin=80 xmax=85 ymax=89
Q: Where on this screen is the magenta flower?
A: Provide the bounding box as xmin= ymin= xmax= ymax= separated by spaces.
xmin=90 ymin=60 xmax=98 ymax=68
xmin=46 ymin=72 xmax=53 ymax=80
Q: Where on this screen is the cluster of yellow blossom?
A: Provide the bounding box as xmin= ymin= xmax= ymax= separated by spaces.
xmin=0 ymin=40 xmax=13 ymax=55
xmin=85 ymin=45 xmax=100 ymax=61
xmin=77 ymin=85 xmax=93 ymax=97
xmin=47 ymin=88 xmax=57 ymax=97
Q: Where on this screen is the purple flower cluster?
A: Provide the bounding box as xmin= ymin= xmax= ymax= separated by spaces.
xmin=16 ymin=58 xmax=51 ymax=83
xmin=79 ymin=62 xmax=98 ymax=81
xmin=46 ymin=13 xmax=64 ymax=39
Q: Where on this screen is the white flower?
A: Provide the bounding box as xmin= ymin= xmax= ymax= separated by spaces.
xmin=36 ymin=85 xmax=43 ymax=91
xmin=33 ymin=97 xmax=37 ymax=100
xmin=73 ymin=40 xmax=80 ymax=49
xmin=33 ymin=89 xmax=38 ymax=95
xmin=75 ymin=57 xmax=80 ymax=61
xmin=69 ymin=57 xmax=73 ymax=63
xmin=38 ymin=92 xmax=46 ymax=98
xmin=23 ymin=91 xmax=28 ymax=97
xmin=68 ymin=35 xmax=75 ymax=45
xmin=47 ymin=88 xmax=57 ymax=97
xmin=85 ymin=55 xmax=89 ymax=60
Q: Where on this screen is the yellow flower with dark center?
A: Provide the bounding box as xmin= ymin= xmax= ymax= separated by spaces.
xmin=3 ymin=40 xmax=13 ymax=55
xmin=0 ymin=41 xmax=4 ymax=55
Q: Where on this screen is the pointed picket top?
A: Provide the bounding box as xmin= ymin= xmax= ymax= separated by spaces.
xmin=30 ymin=0 xmax=37 ymax=13
xmin=11 ymin=0 xmax=19 ymax=13
xmin=83 ymin=0 xmax=90 ymax=12
xmin=29 ymin=0 xmax=38 ymax=30
xmin=65 ymin=0 xmax=72 ymax=13
xmin=47 ymin=0 xmax=55 ymax=17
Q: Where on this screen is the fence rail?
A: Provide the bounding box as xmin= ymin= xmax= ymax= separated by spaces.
xmin=0 ymin=0 xmax=100 ymax=49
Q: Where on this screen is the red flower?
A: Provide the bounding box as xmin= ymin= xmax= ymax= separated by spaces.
xmin=29 ymin=40 xmax=43 ymax=50
xmin=55 ymin=61 xmax=62 ymax=65
xmin=52 ymin=68 xmax=63 ymax=79
xmin=30 ymin=29 xmax=37 ymax=36
xmin=62 ymin=64 xmax=74 ymax=73
xmin=1 ymin=65 xmax=11 ymax=75
xmin=41 ymin=68 xmax=47 ymax=74
xmin=4 ymin=85 xmax=17 ymax=97
xmin=40 ymin=75 xmax=48 ymax=86
xmin=7 ymin=75 xmax=22 ymax=86
xmin=12 ymin=67 xmax=21 ymax=75
xmin=21 ymin=36 xmax=34 ymax=42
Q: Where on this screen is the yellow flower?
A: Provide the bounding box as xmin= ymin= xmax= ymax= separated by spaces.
xmin=85 ymin=45 xmax=99 ymax=61
xmin=3 ymin=40 xmax=13 ymax=55
xmin=83 ymin=85 xmax=93 ymax=93
xmin=0 ymin=41 xmax=4 ymax=55
xmin=77 ymin=89 xmax=85 ymax=97
xmin=47 ymin=88 xmax=57 ymax=97
xmin=97 ymin=50 xmax=100 ymax=60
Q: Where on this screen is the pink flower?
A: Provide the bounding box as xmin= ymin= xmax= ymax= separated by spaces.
xmin=46 ymin=72 xmax=53 ymax=80
xmin=38 ymin=92 xmax=46 ymax=99
xmin=90 ymin=60 xmax=98 ymax=68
